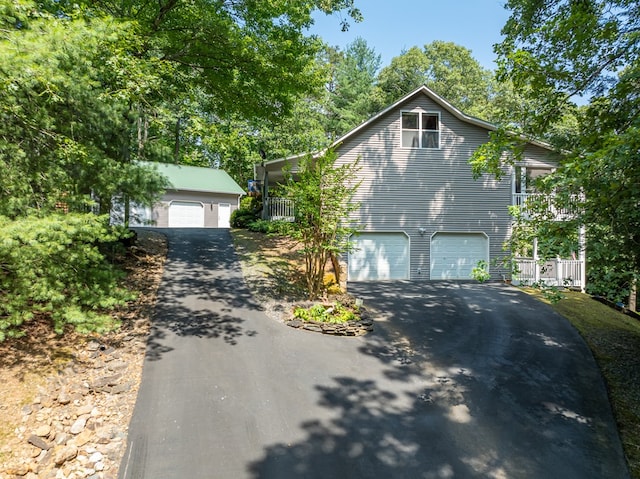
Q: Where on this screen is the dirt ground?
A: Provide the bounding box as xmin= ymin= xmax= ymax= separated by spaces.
xmin=0 ymin=230 xmax=167 ymax=477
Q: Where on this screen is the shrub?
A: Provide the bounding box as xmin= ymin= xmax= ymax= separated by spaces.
xmin=230 ymin=208 xmax=259 ymax=228
xmin=247 ymin=218 xmax=272 ymax=233
xmin=293 ymin=302 xmax=358 ymax=324
xmin=246 ymin=219 xmax=293 ymax=235
xmin=471 ymin=260 xmax=491 ymax=283
xmin=231 ymin=197 xmax=263 ymax=228
xmin=323 ymin=272 xmax=342 ymax=295
xmin=0 ymin=214 xmax=134 ymax=340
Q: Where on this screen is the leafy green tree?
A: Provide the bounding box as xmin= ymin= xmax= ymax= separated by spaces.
xmin=471 ymin=0 xmax=640 ymax=303
xmin=376 ymin=41 xmax=497 ymax=120
xmin=0 ymin=0 xmax=364 ymax=337
xmin=283 ymin=149 xmax=361 ymax=299
xmin=41 ymin=0 xmax=362 ymax=123
xmin=375 ymin=47 xmax=431 ymax=106
xmin=325 ymin=37 xmax=382 ymax=137
xmin=0 ymin=0 xmax=363 ymax=216
xmin=0 ymin=3 xmax=170 ymax=217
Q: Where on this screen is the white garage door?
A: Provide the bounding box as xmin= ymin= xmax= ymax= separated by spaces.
xmin=430 ymin=233 xmax=489 ymax=280
xmin=348 ymin=232 xmax=409 ymax=281
xmin=168 ymin=201 xmax=205 ymax=228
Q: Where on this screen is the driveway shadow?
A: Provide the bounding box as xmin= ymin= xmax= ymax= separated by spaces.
xmin=248 ymin=281 xmax=630 ymax=479
xmin=143 ymin=228 xmax=261 ymax=360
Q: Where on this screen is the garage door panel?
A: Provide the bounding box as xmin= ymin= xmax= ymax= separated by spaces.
xmin=349 ymin=233 xmax=409 ymax=281
xmin=169 ymin=201 xmax=205 ymax=228
xmin=431 ymin=233 xmax=488 ymax=280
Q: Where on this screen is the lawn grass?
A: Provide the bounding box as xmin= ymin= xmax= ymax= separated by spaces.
xmin=525 ymin=288 xmax=640 ymax=477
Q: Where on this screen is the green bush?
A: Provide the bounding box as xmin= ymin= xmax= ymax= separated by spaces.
xmin=231 ymin=208 xmax=260 ymax=228
xmin=0 ymin=214 xmax=134 ymax=340
xmin=246 ymin=219 xmax=293 ymax=235
xmin=247 ymin=219 xmax=272 ymax=233
xmin=471 ymin=260 xmax=491 ymax=283
xmin=293 ymin=302 xmax=358 ymax=324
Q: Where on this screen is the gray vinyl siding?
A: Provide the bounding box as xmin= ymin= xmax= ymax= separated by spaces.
xmin=335 ymin=95 xmax=557 ymax=280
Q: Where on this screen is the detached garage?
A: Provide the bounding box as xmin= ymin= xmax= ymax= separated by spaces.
xmin=430 ymin=232 xmax=489 ymax=280
xmin=348 ymin=232 xmax=410 ymax=281
xmin=114 ymin=162 xmax=245 ymax=228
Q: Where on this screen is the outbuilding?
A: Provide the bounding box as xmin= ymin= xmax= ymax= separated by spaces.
xmin=118 ymin=162 xmax=245 ymax=228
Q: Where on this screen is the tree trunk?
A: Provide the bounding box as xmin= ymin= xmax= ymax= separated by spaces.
xmin=174 ymin=117 xmax=181 ymax=161
xmin=124 ymin=194 xmax=130 ymax=228
xmin=137 ymin=112 xmax=149 ymax=158
xmin=630 ymin=279 xmax=637 ymax=312
xmin=330 ymin=252 xmax=342 ymax=285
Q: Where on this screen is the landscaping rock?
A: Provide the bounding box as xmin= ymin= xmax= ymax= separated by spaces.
xmin=70 ymin=416 xmax=87 ymax=435
xmin=287 ymin=315 xmax=374 ymax=337
xmin=54 ymin=445 xmax=78 ymax=466
xmin=28 ymin=434 xmax=51 ymax=451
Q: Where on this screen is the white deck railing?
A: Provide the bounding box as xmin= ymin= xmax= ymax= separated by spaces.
xmin=512 ymin=193 xmax=580 ymax=220
xmin=264 ymin=197 xmax=295 ymax=221
xmin=512 ymin=258 xmax=585 ymax=289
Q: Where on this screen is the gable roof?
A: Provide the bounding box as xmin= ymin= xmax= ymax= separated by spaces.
xmin=262 ymin=85 xmax=553 ymax=170
xmin=143 ymin=162 xmax=245 ymax=195
xmin=334 ymin=84 xmax=500 ymax=147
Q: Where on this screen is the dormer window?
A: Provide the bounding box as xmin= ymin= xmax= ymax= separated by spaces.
xmin=401 ymin=111 xmax=440 ymax=149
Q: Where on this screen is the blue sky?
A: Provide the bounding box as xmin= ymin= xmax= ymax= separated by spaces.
xmin=309 ymin=0 xmax=511 ymax=72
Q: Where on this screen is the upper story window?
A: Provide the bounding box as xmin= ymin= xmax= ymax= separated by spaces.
xmin=514 ymin=166 xmax=552 ymax=194
xmin=401 ymin=111 xmax=440 ymax=149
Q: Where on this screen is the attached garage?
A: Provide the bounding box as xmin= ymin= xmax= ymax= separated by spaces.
xmin=168 ymin=201 xmax=205 ymax=228
xmin=430 ymin=232 xmax=489 ymax=280
xmin=348 ymin=232 xmax=409 ymax=281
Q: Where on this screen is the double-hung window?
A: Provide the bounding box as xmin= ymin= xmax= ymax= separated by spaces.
xmin=401 ymin=111 xmax=440 ymax=149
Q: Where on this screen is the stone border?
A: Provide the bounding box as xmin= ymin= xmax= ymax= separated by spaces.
xmin=285 ymin=317 xmax=374 ymax=336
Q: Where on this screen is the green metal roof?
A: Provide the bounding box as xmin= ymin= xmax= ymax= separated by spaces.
xmin=142 ymin=162 xmax=245 ymax=195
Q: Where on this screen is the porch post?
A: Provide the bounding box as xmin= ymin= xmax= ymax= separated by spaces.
xmin=556 ymin=256 xmax=562 ymax=287
xmin=533 ymin=237 xmax=540 ymax=284
xmin=579 ymin=224 xmax=586 ymax=292
xmin=262 ymin=172 xmax=269 ymax=220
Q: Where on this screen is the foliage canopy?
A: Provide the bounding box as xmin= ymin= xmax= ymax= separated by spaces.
xmin=471 ymin=0 xmax=640 ymax=302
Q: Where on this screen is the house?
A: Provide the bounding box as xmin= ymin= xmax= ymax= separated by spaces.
xmin=113 ymin=162 xmax=245 ymax=228
xmin=256 ymin=85 xmax=585 ymax=284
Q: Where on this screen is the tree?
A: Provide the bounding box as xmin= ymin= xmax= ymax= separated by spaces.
xmin=38 ymin=0 xmax=362 ymax=123
xmin=0 ymin=0 xmax=364 ymax=217
xmin=376 ymin=41 xmax=497 ymax=120
xmin=283 ymin=150 xmax=361 ymax=299
xmin=0 ymin=0 xmax=364 ymax=337
xmin=471 ymin=0 xmax=640 ymax=303
xmin=0 ymin=4 xmax=169 ymax=217
xmin=325 ymin=38 xmax=382 ymax=137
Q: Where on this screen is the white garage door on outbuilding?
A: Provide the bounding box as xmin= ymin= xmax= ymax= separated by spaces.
xmin=168 ymin=201 xmax=205 ymax=228
xmin=430 ymin=232 xmax=489 ymax=280
xmin=348 ymin=232 xmax=409 ymax=281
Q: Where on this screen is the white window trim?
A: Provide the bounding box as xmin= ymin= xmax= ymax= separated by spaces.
xmin=400 ymin=110 xmax=441 ymax=150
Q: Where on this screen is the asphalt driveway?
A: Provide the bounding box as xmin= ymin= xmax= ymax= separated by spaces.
xmin=119 ymin=229 xmax=629 ymax=479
